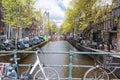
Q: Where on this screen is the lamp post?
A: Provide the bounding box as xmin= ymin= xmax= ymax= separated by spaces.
xmin=73 ymin=17 xmax=79 ymax=38
xmin=43 ymin=12 xmax=46 ymax=35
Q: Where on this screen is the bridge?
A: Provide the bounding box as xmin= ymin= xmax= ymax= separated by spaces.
xmin=0 ymin=49 xmax=120 ymax=80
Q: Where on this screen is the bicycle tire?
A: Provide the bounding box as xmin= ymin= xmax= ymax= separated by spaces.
xmin=1 ymin=70 xmax=18 ymax=80
xmin=33 ymin=67 xmax=60 ymax=80
xmin=107 ymin=67 xmax=118 ymax=79
xmin=83 ymin=67 xmax=109 ymax=80
xmin=1 ymin=76 xmax=17 ymax=80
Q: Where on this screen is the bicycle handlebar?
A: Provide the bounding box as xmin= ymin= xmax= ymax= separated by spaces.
xmin=10 ymin=58 xmax=20 ymax=61
xmin=35 ymin=48 xmax=43 ymax=54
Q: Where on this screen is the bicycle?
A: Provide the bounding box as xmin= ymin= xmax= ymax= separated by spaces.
xmin=0 ymin=62 xmax=17 ymax=80
xmin=0 ymin=49 xmax=60 ymax=80
xmin=83 ymin=53 xmax=120 ymax=80
xmin=21 ymin=49 xmax=60 ymax=80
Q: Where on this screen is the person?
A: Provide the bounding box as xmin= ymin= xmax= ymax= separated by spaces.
xmin=43 ymin=35 xmax=47 ymax=41
xmin=101 ymin=41 xmax=104 ymax=50
xmin=112 ymin=38 xmax=117 ymax=50
xmin=96 ymin=38 xmax=101 ymax=49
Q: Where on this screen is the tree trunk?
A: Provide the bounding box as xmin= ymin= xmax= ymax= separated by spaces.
xmin=117 ymin=18 xmax=120 ymax=52
xmin=73 ymin=28 xmax=74 ymax=38
xmin=15 ymin=27 xmax=19 ymax=49
xmin=90 ymin=30 xmax=93 ymax=44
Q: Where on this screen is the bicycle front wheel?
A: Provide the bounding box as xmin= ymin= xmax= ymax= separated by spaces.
xmin=83 ymin=67 xmax=109 ymax=80
xmin=33 ymin=67 xmax=60 ymax=80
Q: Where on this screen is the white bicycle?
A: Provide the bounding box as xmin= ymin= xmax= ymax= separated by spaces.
xmin=22 ymin=49 xmax=60 ymax=80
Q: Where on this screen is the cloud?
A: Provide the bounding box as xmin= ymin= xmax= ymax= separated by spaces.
xmin=35 ymin=0 xmax=71 ymax=27
xmin=62 ymin=0 xmax=72 ymax=8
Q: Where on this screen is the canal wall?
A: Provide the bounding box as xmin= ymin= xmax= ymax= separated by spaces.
xmin=18 ymin=40 xmax=48 ymax=59
xmin=68 ymin=40 xmax=120 ymax=78
xmin=0 ymin=41 xmax=48 ymax=62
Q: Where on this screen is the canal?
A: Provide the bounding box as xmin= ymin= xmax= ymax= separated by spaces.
xmin=20 ymin=41 xmax=94 ymax=78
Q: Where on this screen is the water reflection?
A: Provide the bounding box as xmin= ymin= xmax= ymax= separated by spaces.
xmin=20 ymin=41 xmax=94 ymax=78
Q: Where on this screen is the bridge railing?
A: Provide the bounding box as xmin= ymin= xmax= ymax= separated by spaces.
xmin=0 ymin=50 xmax=120 ymax=80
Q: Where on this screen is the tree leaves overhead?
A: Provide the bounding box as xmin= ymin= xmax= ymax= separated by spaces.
xmin=61 ymin=0 xmax=113 ymax=33
xmin=2 ymin=0 xmax=34 ymax=27
xmin=33 ymin=9 xmax=43 ymax=28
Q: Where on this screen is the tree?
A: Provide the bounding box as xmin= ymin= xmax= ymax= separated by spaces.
xmin=61 ymin=0 xmax=97 ymax=33
xmin=2 ymin=0 xmax=34 ymax=48
xmin=50 ymin=21 xmax=59 ymax=34
xmin=61 ymin=0 xmax=113 ymax=36
xmin=44 ymin=20 xmax=58 ymax=35
xmin=33 ymin=9 xmax=43 ymax=36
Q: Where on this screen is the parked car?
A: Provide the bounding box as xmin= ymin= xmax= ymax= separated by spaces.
xmin=0 ymin=43 xmax=6 ymax=51
xmin=24 ymin=37 xmax=29 ymax=41
xmin=39 ymin=36 xmax=44 ymax=42
xmin=32 ymin=38 xmax=40 ymax=45
xmin=4 ymin=43 xmax=15 ymax=50
xmin=23 ymin=40 xmax=30 ymax=48
xmin=17 ymin=41 xmax=25 ymax=49
xmin=11 ymin=39 xmax=15 ymax=45
xmin=28 ymin=41 xmax=34 ymax=47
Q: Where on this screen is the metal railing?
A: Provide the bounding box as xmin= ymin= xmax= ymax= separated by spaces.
xmin=0 ymin=50 xmax=120 ymax=80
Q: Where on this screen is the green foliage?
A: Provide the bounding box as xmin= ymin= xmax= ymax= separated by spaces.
xmin=2 ymin=0 xmax=35 ymax=48
xmin=51 ymin=21 xmax=59 ymax=33
xmin=33 ymin=9 xmax=43 ymax=27
xmin=61 ymin=0 xmax=113 ymax=33
xmin=61 ymin=0 xmax=96 ymax=33
xmin=2 ymin=0 xmax=34 ymax=27
xmin=44 ymin=20 xmax=59 ymax=34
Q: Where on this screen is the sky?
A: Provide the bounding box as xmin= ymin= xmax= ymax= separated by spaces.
xmin=35 ymin=0 xmax=72 ymax=27
xmin=34 ymin=0 xmax=112 ymax=27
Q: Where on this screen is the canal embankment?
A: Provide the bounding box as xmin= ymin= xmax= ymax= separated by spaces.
xmin=0 ymin=40 xmax=48 ymax=62
xmin=67 ymin=39 xmax=120 ymax=78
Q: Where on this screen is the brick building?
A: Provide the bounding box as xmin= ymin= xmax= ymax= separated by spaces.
xmin=82 ymin=2 xmax=120 ymax=52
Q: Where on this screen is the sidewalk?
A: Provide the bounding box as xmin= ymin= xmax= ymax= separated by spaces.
xmin=102 ymin=45 xmax=117 ymax=53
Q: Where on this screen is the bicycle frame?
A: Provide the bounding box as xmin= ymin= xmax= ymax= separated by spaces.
xmin=83 ymin=54 xmax=119 ymax=80
xmin=28 ymin=50 xmax=48 ymax=79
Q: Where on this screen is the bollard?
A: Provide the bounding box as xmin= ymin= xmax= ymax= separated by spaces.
xmin=69 ymin=50 xmax=73 ymax=80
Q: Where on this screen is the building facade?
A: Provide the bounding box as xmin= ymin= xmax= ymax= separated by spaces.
xmin=82 ymin=2 xmax=120 ymax=51
xmin=0 ymin=1 xmax=6 ymax=43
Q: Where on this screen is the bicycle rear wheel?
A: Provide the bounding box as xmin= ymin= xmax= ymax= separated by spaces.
xmin=83 ymin=67 xmax=109 ymax=80
xmin=33 ymin=67 xmax=60 ymax=80
xmin=1 ymin=76 xmax=17 ymax=80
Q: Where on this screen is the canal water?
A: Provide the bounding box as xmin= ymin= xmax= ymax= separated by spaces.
xmin=20 ymin=41 xmax=94 ymax=79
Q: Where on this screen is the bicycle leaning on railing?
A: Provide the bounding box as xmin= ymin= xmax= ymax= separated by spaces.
xmin=83 ymin=54 xmax=120 ymax=80
xmin=0 ymin=62 xmax=17 ymax=80
xmin=22 ymin=49 xmax=60 ymax=80
xmin=0 ymin=49 xmax=60 ymax=80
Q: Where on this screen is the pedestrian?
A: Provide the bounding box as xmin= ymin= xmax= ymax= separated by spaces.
xmin=43 ymin=35 xmax=47 ymax=41
xmin=112 ymin=38 xmax=117 ymax=50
